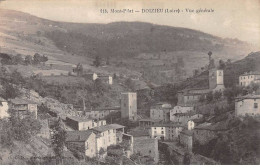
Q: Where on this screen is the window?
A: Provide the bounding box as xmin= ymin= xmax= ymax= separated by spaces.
xmin=154 ymin=131 xmax=157 ymax=134
xmin=149 ymin=150 xmax=151 ymax=154
xmin=254 ymin=103 xmax=258 ymax=108
xmin=161 ymin=131 xmax=164 ymax=134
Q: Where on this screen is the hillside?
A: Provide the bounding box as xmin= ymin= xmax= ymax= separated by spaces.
xmin=0 ymin=9 xmax=256 ymax=85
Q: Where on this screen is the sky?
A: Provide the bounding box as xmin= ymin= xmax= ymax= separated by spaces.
xmin=0 ymin=0 xmax=260 ymax=46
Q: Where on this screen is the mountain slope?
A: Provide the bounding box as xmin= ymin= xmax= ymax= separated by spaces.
xmin=0 ymin=9 xmax=256 ymax=85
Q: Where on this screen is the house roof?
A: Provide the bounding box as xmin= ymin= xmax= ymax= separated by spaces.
xmin=178 ymin=87 xmax=210 ymax=93
xmin=174 ymin=111 xmax=199 ymax=116
xmin=235 ymin=94 xmax=260 ymax=101
xmin=139 ymin=118 xmax=162 ymax=122
xmin=180 ymin=129 xmax=193 ymax=136
xmin=94 ymin=106 xmax=120 ymax=111
xmin=98 ymin=75 xmax=111 ymax=78
xmin=92 ymin=124 xmax=125 ymax=132
xmin=66 ymin=116 xmax=92 ymax=122
xmin=10 ymin=99 xmax=37 ymax=105
xmin=194 ymin=121 xmax=228 ymax=131
xmin=127 ymin=127 xmax=150 ymax=137
xmin=240 ymin=71 xmax=260 ymax=76
xmin=151 ymin=102 xmax=172 ymax=109
xmin=66 ymin=130 xmax=93 ymax=142
xmin=152 ymin=122 xmax=184 ymax=128
xmin=191 ymin=118 xmax=205 ymax=123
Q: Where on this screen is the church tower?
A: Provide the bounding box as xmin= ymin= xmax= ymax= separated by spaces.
xmin=209 ymin=69 xmax=224 ymax=90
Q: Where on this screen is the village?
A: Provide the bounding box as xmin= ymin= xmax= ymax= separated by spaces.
xmin=1 ymin=51 xmax=259 ymax=165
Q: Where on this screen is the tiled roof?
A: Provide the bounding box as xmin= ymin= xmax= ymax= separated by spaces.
xmin=10 ymin=99 xmax=37 ymax=105
xmin=174 ymin=111 xmax=199 ymax=116
xmin=152 ymin=122 xmax=184 ymax=127
xmin=240 ymin=71 xmax=260 ymax=76
xmin=191 ymin=118 xmax=205 ymax=123
xmin=66 ymin=130 xmax=93 ymax=142
xmin=66 ymin=116 xmax=92 ymax=122
xmin=139 ymin=118 xmax=162 ymax=122
xmin=92 ymin=124 xmax=125 ymax=132
xmin=235 ymin=94 xmax=260 ymax=101
xmin=127 ymin=127 xmax=150 ymax=137
xmin=94 ymin=106 xmax=120 ymax=111
xmin=180 ymin=129 xmax=193 ymax=136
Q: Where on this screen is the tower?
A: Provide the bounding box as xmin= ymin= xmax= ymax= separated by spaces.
xmin=209 ymin=69 xmax=224 ymax=90
xmin=120 ymin=92 xmax=137 ymax=121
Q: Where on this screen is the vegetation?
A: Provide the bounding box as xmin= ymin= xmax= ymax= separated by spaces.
xmin=193 ymin=116 xmax=260 ymax=164
xmin=0 ymin=110 xmax=42 ymax=147
xmin=0 ymin=52 xmax=48 ymax=66
xmin=51 ymin=118 xmax=66 ymax=164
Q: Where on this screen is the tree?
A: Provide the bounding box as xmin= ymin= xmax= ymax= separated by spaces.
xmin=33 ymin=53 xmax=41 ymax=64
xmin=219 ymin=59 xmax=226 ymax=69
xmin=206 ymin=91 xmax=213 ymax=103
xmin=93 ymin=55 xmax=101 ymax=67
xmin=183 ymin=152 xmax=191 ymax=165
xmin=125 ymin=78 xmax=136 ymax=91
xmin=213 ymin=90 xmax=222 ymax=100
xmin=51 ymin=118 xmax=66 ymax=164
xmin=12 ymin=54 xmax=24 ymax=65
xmin=1 ymin=110 xmax=42 ymax=145
xmin=73 ymin=63 xmax=83 ymax=76
xmin=199 ymin=95 xmax=205 ymax=103
xmin=94 ymin=78 xmax=108 ymax=95
xmin=209 ymin=59 xmax=215 ymax=69
xmin=1 ymin=82 xmax=21 ymax=99
xmin=25 ymin=55 xmax=33 ymax=65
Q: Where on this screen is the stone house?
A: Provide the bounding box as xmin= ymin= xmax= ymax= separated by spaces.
xmin=179 ymin=130 xmax=193 ymax=152
xmin=150 ymin=102 xmax=172 ymax=122
xmin=193 ymin=121 xmax=228 ymax=145
xmin=138 ymin=118 xmax=163 ymax=127
xmin=177 ymin=69 xmax=225 ymax=106
xmin=83 ymin=72 xmax=98 ymax=81
xmin=66 ymin=130 xmax=97 ymax=158
xmin=66 ymin=116 xmax=94 ymax=130
xmin=127 ymin=127 xmax=159 ymax=164
xmin=170 ymin=111 xmax=203 ymax=125
xmin=235 ymin=94 xmax=260 ymax=117
xmin=85 ymin=107 xmax=120 ymax=120
xmin=170 ymin=105 xmax=194 ymax=115
xmin=9 ymin=99 xmax=38 ymax=119
xmin=150 ymin=123 xmax=184 ymax=141
xmin=239 ymin=71 xmax=260 ymax=87
xmin=66 ymin=116 xmax=106 ymax=131
xmin=92 ymin=124 xmax=125 ymax=155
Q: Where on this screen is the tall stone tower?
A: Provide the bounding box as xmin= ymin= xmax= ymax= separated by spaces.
xmin=121 ymin=92 xmax=137 ymax=121
xmin=209 ymin=69 xmax=224 ymax=90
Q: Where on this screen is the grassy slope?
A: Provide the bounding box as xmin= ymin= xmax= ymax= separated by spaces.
xmin=0 ymin=9 xmax=255 ymax=85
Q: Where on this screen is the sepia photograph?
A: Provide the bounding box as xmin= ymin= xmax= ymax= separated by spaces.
xmin=0 ymin=0 xmax=259 ymax=165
